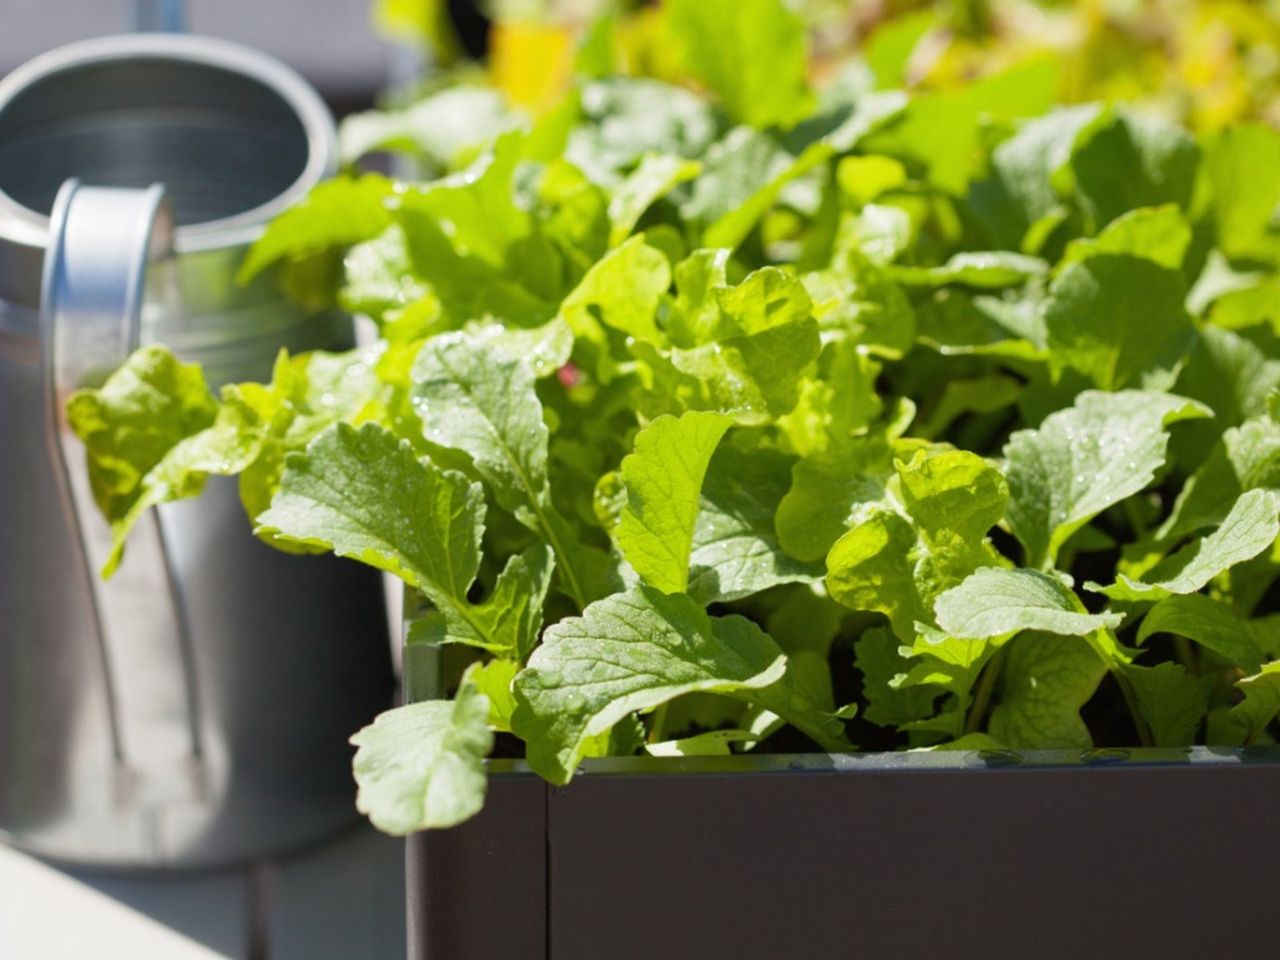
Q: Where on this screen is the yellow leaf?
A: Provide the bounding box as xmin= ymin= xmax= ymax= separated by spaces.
xmin=491 ymin=20 xmax=576 ymax=114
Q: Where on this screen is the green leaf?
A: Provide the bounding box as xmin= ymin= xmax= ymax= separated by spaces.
xmin=410 ymin=333 xmax=599 ymax=607
xmin=1124 ymin=662 xmax=1210 ymax=747
xmin=645 ymin=729 xmax=760 ymax=756
xmin=529 ymin=158 xmax=610 ymax=269
xmin=1210 ymin=281 xmax=1280 ymax=336
xmin=566 ymin=78 xmax=717 ymax=179
xmin=1203 ymin=123 xmax=1280 ymax=260
xmin=1137 ymin=594 xmax=1263 ymax=674
xmin=913 ymin=289 xmax=1045 ymax=360
xmin=703 ymin=139 xmax=833 ymax=250
xmin=989 ymin=104 xmax=1101 ymax=239
xmin=1172 ymin=326 xmax=1280 ymax=464
xmin=715 ymin=265 xmax=814 ymax=338
xmin=897 ymin=449 xmax=1009 ymax=589
xmin=71 ymin=344 xmax=377 ymax=576
xmin=1160 ymin=414 xmax=1280 ymax=544
xmin=776 ymin=334 xmax=888 ymax=454
xmin=665 ymin=0 xmax=810 ymax=130
xmin=934 ymin=568 xmax=1123 ymax=640
xmin=350 ymin=678 xmax=493 ymax=834
xmin=465 ymin=319 xmax=575 ymax=380
xmin=898 ymin=625 xmax=996 ymax=740
xmin=91 ymin=380 xmax=289 ymax=575
xmin=917 ymin=732 xmax=1007 ymax=752
xmin=1003 ymin=390 xmax=1210 ymax=568
xmin=511 ymin=586 xmax=788 ymax=784
xmin=394 ymin=201 xmax=554 ymax=329
xmin=1067 ymin=109 xmax=1199 ymax=231
xmin=864 ymin=58 xmax=1060 ymax=194
xmin=412 ymin=333 xmax=549 ymax=518
xmin=615 ymin=411 xmax=732 ymax=594
xmin=826 ymin=508 xmax=924 ymax=641
xmin=666 ymin=248 xmax=732 ymax=347
xmin=1042 ymin=255 xmax=1196 ymax=391
xmin=238 ymin=174 xmax=394 ymax=284
xmin=75 ymin=345 xmax=381 ymax=570
xmin=80 ymin=357 xmax=299 ymax=548
xmin=339 ymin=87 xmax=518 ymax=168
xmin=825 ymin=449 xmax=1007 ymax=641
xmin=837 ymin=155 xmax=907 ymax=206
xmin=1059 ymin=204 xmax=1192 ymax=272
xmin=665 ymin=268 xmax=821 ymax=423
xmin=413 ymin=544 xmax=557 ymax=661
xmin=795 ymin=88 xmax=908 ymax=154
xmin=863 ymin=11 xmax=934 ymax=89
xmin=855 ymin=627 xmax=941 ymax=728
xmin=396 ymin=132 xmax=528 ymax=266
xmin=1231 ymin=662 xmax=1280 ymax=744
xmin=242 ymin=346 xmax=394 ymax=519
xmin=688 ymin=440 xmax=823 ymax=604
xmin=339 ymin=226 xmax=433 ymax=327
xmin=467 ymin=658 xmax=520 ymax=733
xmin=757 ymin=594 xmax=841 ymax=680
xmin=558 ymin=235 xmax=672 ymax=344
xmin=916 ymin=374 xmax=1024 ymax=440
xmin=669 ymin=129 xmax=755 ymax=211
xmin=1092 ymin=490 xmax=1280 ymax=601
xmin=889 ymin=252 xmax=1048 ymax=289
xmin=255 ymin=419 xmax=479 ymax=591
xmin=1250 ymin=615 xmax=1280 ymax=660
xmin=988 ymin=633 xmax=1107 ymax=749
xmin=67 ymin=345 xmax=217 ymax=522
xmin=608 ymin=154 xmax=702 ymax=246
xmin=257 ymin=422 xmax=549 ymax=656
xmin=747 ymin=649 xmax=851 ymax=750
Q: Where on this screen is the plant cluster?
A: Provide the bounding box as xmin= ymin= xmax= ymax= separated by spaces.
xmin=73 ymin=0 xmax=1280 ymax=833
xmin=381 ymin=0 xmax=1280 ymax=131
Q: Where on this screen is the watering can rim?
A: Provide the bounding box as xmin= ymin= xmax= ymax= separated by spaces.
xmin=0 ymin=32 xmax=337 ymax=257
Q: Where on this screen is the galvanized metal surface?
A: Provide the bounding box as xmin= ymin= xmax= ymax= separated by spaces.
xmin=0 ymin=35 xmax=393 ymax=870
xmin=40 ymin=180 xmax=210 ymax=859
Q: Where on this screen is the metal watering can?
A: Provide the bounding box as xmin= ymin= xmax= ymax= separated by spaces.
xmin=0 ymin=34 xmax=394 ymax=869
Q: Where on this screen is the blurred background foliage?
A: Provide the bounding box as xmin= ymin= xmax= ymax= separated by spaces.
xmin=373 ymin=0 xmax=1280 ymax=130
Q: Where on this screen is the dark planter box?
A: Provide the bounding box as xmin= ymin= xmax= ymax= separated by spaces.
xmin=402 ymin=643 xmax=1280 ymax=960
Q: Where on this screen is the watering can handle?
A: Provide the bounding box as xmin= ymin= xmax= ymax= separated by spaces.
xmin=41 ymin=180 xmax=206 ymax=813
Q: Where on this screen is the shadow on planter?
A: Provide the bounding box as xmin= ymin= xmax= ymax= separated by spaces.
xmin=403 ymin=627 xmax=1280 ymax=960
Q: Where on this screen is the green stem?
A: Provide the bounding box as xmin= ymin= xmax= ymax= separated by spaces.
xmin=1087 ymin=629 xmax=1153 ymax=748
xmin=1174 ymin=635 xmax=1196 ymax=673
xmin=769 ymin=702 xmax=851 ymax=753
xmin=533 ymin=503 xmax=588 ymax=612
xmin=647 ymin=703 xmax=669 ymax=744
xmin=1111 ymin=666 xmax=1154 ymax=748
xmin=794 ymin=716 xmax=853 ymax=753
xmin=965 ymin=647 xmax=1006 ymax=735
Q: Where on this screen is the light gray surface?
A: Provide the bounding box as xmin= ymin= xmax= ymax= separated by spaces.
xmin=0 ymin=0 xmax=395 ymax=100
xmin=0 ymin=827 xmax=406 ymax=959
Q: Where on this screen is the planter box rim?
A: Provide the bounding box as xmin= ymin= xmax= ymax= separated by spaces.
xmin=404 ymin=610 xmax=1280 ymax=784
xmin=482 ymin=743 xmax=1280 ymax=781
